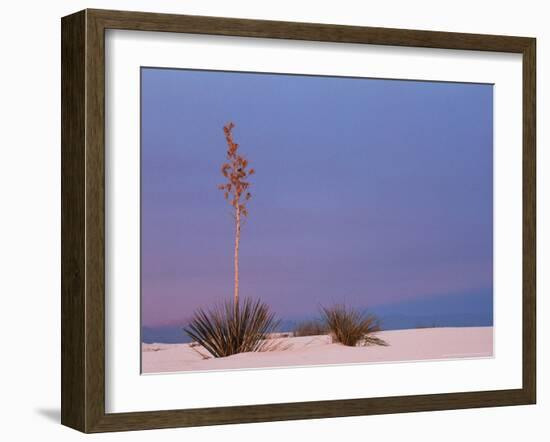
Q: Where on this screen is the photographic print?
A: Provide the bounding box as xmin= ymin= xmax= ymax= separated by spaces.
xmin=140 ymin=68 xmax=494 ymax=374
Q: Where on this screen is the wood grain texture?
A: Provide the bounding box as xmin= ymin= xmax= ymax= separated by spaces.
xmin=60 ymin=8 xmax=537 ymax=433
xmin=61 ymin=10 xmax=86 ymax=432
xmin=522 ymin=38 xmax=536 ymax=403
xmin=89 ymin=8 xmax=532 ymax=52
xmin=84 ymin=9 xmax=107 ymax=432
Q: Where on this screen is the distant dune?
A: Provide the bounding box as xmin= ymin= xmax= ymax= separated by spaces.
xmin=142 ymin=290 xmax=493 ymax=343
xmin=142 ymin=326 xmax=493 ymax=374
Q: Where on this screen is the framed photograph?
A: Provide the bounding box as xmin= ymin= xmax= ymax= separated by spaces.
xmin=61 ymin=9 xmax=536 ymax=433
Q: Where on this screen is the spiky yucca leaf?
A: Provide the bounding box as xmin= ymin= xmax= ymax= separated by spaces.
xmin=183 ymin=298 xmax=280 ymax=358
xmin=321 ymin=304 xmax=387 ymax=347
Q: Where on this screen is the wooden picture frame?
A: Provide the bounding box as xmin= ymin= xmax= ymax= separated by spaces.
xmin=61 ymin=8 xmax=536 ymax=433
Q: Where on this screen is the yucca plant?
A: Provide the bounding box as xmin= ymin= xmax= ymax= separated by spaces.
xmin=183 ymin=298 xmax=281 ymax=358
xmin=321 ymin=304 xmax=387 ymax=347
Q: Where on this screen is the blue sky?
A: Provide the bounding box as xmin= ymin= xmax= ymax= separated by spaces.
xmin=140 ymin=68 xmax=493 ymax=329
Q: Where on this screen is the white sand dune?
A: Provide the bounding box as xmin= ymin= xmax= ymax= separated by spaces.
xmin=141 ymin=326 xmax=493 ymax=374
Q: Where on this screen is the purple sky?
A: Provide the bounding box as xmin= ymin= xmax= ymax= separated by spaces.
xmin=141 ymin=68 xmax=493 ymax=328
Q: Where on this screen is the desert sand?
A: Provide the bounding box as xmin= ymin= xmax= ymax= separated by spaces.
xmin=141 ymin=326 xmax=493 ymax=374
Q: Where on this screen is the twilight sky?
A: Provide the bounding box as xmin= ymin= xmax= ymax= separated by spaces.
xmin=141 ymin=68 xmax=493 ymax=328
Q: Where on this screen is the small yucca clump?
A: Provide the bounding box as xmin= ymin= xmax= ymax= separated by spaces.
xmin=321 ymin=304 xmax=386 ymax=347
xmin=183 ymin=298 xmax=280 ymax=358
xmin=293 ymin=320 xmax=328 ymax=337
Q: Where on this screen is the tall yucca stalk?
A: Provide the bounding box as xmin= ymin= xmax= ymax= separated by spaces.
xmin=217 ymin=122 xmax=255 ymax=307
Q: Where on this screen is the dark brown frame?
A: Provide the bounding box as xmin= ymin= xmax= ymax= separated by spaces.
xmin=61 ymin=8 xmax=536 ymax=433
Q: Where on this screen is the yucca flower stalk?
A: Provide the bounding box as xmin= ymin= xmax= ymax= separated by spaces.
xmin=217 ymin=122 xmax=255 ymax=308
